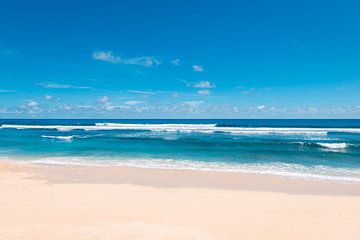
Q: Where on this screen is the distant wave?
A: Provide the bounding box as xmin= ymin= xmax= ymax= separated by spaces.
xmin=2 ymin=123 xmax=360 ymax=136
xmin=115 ymin=132 xmax=179 ymax=141
xmin=27 ymin=156 xmax=360 ymax=183
xmin=41 ymin=134 xmax=99 ymax=141
xmin=41 ymin=135 xmax=74 ymax=141
xmin=293 ymin=141 xmax=354 ymax=151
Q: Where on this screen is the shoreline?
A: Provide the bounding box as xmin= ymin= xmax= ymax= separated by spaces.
xmin=2 ymin=160 xmax=360 ymax=196
xmin=15 ymin=156 xmax=360 ymax=184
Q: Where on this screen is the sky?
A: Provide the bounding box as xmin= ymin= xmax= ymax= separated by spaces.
xmin=0 ymin=0 xmax=360 ymax=118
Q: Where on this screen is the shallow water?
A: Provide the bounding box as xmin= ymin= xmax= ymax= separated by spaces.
xmin=1 ymin=119 xmax=360 ymax=182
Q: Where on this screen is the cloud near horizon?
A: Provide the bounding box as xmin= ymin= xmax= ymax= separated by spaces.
xmin=1 ymin=101 xmax=359 ymax=118
xmin=27 ymin=101 xmax=39 ymax=110
xmin=197 ymin=89 xmax=210 ymax=95
xmin=45 ymin=95 xmax=52 ymax=100
xmin=98 ymin=96 xmax=109 ymax=103
xmin=125 ymin=100 xmax=145 ymax=105
xmin=193 ymin=81 xmax=215 ymax=88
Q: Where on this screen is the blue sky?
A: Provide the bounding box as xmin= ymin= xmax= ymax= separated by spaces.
xmin=0 ymin=0 xmax=359 ymax=118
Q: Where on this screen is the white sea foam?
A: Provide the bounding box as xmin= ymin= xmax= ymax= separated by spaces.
xmin=2 ymin=123 xmax=360 ymax=136
xmin=294 ymin=141 xmax=351 ymax=148
xmin=317 ymin=143 xmax=349 ymax=149
xmin=2 ymin=124 xmax=76 ymax=131
xmin=41 ymin=134 xmax=98 ymax=141
xmin=25 ymin=156 xmax=360 ymax=183
xmin=41 ymin=135 xmax=74 ymax=141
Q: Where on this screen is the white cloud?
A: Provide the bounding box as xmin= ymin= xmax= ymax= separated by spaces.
xmin=184 ymin=101 xmax=203 ymax=108
xmin=97 ymin=96 xmax=114 ymax=111
xmin=125 ymin=100 xmax=144 ymax=105
xmin=62 ymin=105 xmax=72 ymax=110
xmin=37 ymin=82 xmax=91 ymax=89
xmin=92 ymin=51 xmax=160 ymax=67
xmin=99 ymin=96 xmax=109 ymax=103
xmin=193 ymin=81 xmax=215 ymax=88
xmin=45 ymin=95 xmax=53 ymax=100
xmin=197 ymin=89 xmax=210 ymax=95
xmin=124 ymin=57 xmax=160 ymax=67
xmin=39 ymin=83 xmax=71 ymax=89
xmin=3 ymin=100 xmax=360 ymax=118
xmin=307 ymin=107 xmax=318 ymax=113
xmin=192 ymin=65 xmax=204 ymax=72
xmin=104 ymin=104 xmax=115 ymax=111
xmin=92 ymin=51 xmax=120 ymax=63
xmin=171 ymin=58 xmax=180 ymax=66
xmin=257 ymin=105 xmax=266 ymax=111
xmin=27 ymin=101 xmax=39 ymax=109
xmin=127 ymin=90 xmax=156 ymax=95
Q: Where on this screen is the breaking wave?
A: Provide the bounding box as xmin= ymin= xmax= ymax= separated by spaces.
xmin=1 ymin=123 xmax=360 ymax=136
xmin=41 ymin=135 xmax=74 ymax=141
xmin=317 ymin=143 xmax=349 ymax=149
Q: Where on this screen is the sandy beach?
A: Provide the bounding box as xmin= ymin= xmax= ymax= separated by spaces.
xmin=1 ymin=160 xmax=360 ymax=240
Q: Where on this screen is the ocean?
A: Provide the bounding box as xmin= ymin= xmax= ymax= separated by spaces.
xmin=1 ymin=119 xmax=360 ymax=182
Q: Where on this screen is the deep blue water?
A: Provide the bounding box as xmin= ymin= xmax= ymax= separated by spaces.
xmin=1 ymin=119 xmax=360 ymax=182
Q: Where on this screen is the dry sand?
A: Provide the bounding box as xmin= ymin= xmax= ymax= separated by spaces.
xmin=1 ymin=160 xmax=360 ymax=240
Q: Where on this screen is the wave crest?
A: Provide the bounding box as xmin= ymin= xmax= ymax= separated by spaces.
xmin=41 ymin=135 xmax=74 ymax=141
xmin=2 ymin=123 xmax=360 ymax=136
xmin=317 ymin=143 xmax=349 ymax=149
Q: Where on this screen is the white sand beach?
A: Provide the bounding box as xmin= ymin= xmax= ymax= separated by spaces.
xmin=1 ymin=160 xmax=360 ymax=240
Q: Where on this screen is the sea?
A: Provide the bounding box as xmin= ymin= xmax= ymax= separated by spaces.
xmin=0 ymin=119 xmax=360 ymax=182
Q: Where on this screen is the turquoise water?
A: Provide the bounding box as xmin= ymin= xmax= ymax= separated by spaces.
xmin=1 ymin=119 xmax=360 ymax=182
